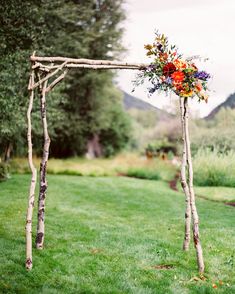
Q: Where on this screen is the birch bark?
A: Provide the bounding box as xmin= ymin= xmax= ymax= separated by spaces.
xmin=25 ymin=69 xmax=37 ymax=270
xmin=36 ymin=80 xmax=50 ymax=249
xmin=183 ymin=98 xmax=205 ymax=273
xmin=179 ymin=98 xmax=191 ymax=251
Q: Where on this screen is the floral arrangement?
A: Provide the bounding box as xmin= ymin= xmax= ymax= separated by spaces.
xmin=135 ymin=32 xmax=211 ymax=101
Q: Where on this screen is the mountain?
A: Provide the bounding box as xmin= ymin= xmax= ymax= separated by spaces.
xmin=122 ymin=91 xmax=172 ymax=121
xmin=206 ymin=92 xmax=235 ymax=119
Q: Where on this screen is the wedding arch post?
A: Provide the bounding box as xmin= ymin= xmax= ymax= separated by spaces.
xmin=25 ymin=53 xmax=37 ymax=270
xmin=25 ymin=54 xmax=204 ymax=273
xmin=179 ymin=97 xmax=191 ymax=252
xmin=179 ymin=97 xmax=204 ymax=273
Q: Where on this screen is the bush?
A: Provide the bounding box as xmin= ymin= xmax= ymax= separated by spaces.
xmin=126 ymin=168 xmax=161 ymax=181
xmin=0 ymin=162 xmax=10 ymax=181
xmin=193 ymin=149 xmax=235 ymax=187
xmin=145 ymin=139 xmax=177 ymax=158
xmin=191 ymin=108 xmax=235 ymax=155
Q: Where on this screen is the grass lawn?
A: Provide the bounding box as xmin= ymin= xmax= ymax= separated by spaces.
xmin=194 ymin=186 xmax=235 ymax=204
xmin=0 ymin=174 xmax=234 ymax=293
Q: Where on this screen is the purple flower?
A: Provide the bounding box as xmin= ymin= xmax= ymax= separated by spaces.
xmin=147 ymin=64 xmax=157 ymax=71
xmin=165 ymin=77 xmax=173 ymax=85
xmin=194 ymin=71 xmax=210 ymax=80
xmin=149 ymin=83 xmax=160 ymax=94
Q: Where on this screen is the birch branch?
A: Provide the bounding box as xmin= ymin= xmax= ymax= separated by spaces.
xmin=66 ymin=64 xmax=142 ymax=69
xmin=34 ymin=63 xmax=146 ymax=72
xmin=36 ymin=80 xmax=50 ymax=250
xmin=25 ymin=68 xmax=37 ymax=270
xmin=30 ymin=55 xmax=148 ymax=68
xmin=30 ymin=61 xmax=67 ymax=90
xmin=179 ymin=97 xmax=191 ymax=251
xmin=46 ymin=69 xmax=69 ymax=93
xmin=184 ymin=97 xmax=205 ymax=273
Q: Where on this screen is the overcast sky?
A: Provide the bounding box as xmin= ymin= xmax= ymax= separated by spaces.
xmin=117 ymin=0 xmax=235 ymax=117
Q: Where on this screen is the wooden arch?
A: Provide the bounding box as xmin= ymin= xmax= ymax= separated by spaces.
xmin=25 ymin=53 xmax=147 ymax=270
xmin=25 ymin=53 xmax=204 ymax=273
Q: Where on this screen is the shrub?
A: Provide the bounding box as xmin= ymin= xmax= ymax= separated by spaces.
xmin=126 ymin=168 xmax=161 ymax=181
xmin=0 ymin=162 xmax=10 ymax=181
xmin=193 ymin=149 xmax=235 ymax=187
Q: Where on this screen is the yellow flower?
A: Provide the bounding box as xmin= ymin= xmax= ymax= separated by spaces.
xmin=180 ymin=90 xmax=194 ymax=97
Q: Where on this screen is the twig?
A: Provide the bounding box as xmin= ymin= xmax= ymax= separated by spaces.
xmin=46 ymin=69 xmax=69 ymax=93
xmin=30 ymin=61 xmax=67 ymax=90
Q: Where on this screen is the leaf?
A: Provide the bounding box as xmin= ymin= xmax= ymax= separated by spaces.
xmin=190 ymin=276 xmax=200 ymax=282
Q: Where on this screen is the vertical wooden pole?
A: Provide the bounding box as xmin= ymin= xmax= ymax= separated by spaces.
xmin=25 ymin=68 xmax=37 ymax=270
xmin=36 ymin=80 xmax=51 ymax=249
xmin=179 ymin=98 xmax=191 ymax=251
xmin=183 ymin=97 xmax=205 ymax=273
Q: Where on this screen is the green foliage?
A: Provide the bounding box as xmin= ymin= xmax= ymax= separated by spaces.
xmin=0 ymin=162 xmax=9 ymax=181
xmin=191 ymin=108 xmax=235 ymax=155
xmin=146 ymin=138 xmax=177 ymax=155
xmin=193 ymin=149 xmax=235 ymax=187
xmin=10 ymin=154 xmax=177 ymax=181
xmin=128 ymin=109 xmax=158 ymax=128
xmin=0 ymin=174 xmax=235 ymax=293
xmin=0 ymin=0 xmax=130 ymax=159
xmin=126 ymin=168 xmax=161 ymax=180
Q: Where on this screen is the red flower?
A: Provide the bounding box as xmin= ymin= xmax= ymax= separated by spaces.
xmin=163 ymin=62 xmax=176 ymax=76
xmin=171 ymin=71 xmax=185 ymax=82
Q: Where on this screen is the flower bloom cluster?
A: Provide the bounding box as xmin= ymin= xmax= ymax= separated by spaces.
xmin=136 ymin=33 xmax=211 ymax=101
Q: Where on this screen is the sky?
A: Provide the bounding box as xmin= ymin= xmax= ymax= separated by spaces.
xmin=117 ymin=0 xmax=235 ymax=117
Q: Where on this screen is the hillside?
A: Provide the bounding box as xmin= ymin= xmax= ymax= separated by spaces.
xmin=206 ymin=92 xmax=235 ymax=119
xmin=122 ymin=91 xmax=172 ymax=121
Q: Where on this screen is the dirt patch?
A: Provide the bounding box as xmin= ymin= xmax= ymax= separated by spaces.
xmin=225 ymin=202 xmax=235 ymax=207
xmin=169 ymin=172 xmax=180 ymax=191
xmin=152 ymin=264 xmax=174 ymax=270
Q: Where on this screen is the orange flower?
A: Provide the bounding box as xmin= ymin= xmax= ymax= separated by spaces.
xmin=195 ymin=82 xmax=202 ymax=92
xmin=159 ymin=53 xmax=168 ymax=61
xmin=171 ymin=71 xmax=185 ymax=82
xmin=173 ymin=82 xmax=183 ymax=91
xmin=174 ymin=59 xmax=187 ymax=70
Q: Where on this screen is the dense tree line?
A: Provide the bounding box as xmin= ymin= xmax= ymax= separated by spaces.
xmin=0 ymin=0 xmax=132 ymax=160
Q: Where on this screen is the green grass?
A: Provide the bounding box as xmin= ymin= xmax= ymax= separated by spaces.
xmin=194 ymin=186 xmax=235 ymax=203
xmin=193 ymin=150 xmax=235 ymax=187
xmin=0 ymin=175 xmax=235 ymax=293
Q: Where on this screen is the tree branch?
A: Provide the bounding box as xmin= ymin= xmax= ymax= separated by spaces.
xmin=30 ymin=55 xmax=148 ymax=68
xmin=30 ymin=61 xmax=67 ymax=90
xmin=46 ymin=69 xmax=69 ymax=93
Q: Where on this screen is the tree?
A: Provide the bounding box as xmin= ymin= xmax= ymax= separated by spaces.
xmin=0 ymin=0 xmax=131 ymax=159
xmin=49 ymin=0 xmax=129 ymax=157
